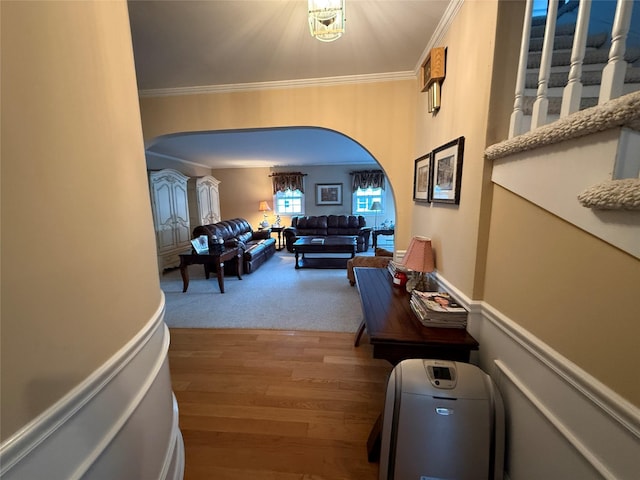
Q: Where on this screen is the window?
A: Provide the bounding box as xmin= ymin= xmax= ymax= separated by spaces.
xmin=274 ymin=189 xmax=304 ymax=215
xmin=352 ymin=187 xmax=383 ymax=214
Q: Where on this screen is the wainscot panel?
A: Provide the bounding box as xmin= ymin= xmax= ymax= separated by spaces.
xmin=0 ymin=295 xmax=184 ymax=480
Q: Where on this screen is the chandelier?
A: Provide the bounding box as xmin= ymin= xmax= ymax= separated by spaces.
xmin=308 ymin=0 xmax=345 ymax=42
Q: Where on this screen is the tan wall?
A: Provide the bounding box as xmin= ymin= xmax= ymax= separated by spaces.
xmin=139 ymin=81 xmax=417 ymax=250
xmin=412 ymin=0 xmax=500 ymax=297
xmin=485 ymin=187 xmax=640 ymax=405
xmin=1 ymin=1 xmax=160 ymax=439
xmin=211 ymin=167 xmax=274 ymax=227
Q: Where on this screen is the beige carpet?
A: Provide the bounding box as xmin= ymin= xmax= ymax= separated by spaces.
xmin=160 ymin=250 xmax=366 ymax=332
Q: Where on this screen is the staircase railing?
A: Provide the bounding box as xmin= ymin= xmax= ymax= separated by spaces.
xmin=509 ymin=0 xmax=637 ymax=138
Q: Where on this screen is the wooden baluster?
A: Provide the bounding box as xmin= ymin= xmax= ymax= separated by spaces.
xmin=599 ymin=0 xmax=634 ymax=103
xmin=561 ymin=0 xmax=592 ymax=117
xmin=531 ymin=0 xmax=559 ymax=129
xmin=509 ymin=0 xmax=534 ymax=138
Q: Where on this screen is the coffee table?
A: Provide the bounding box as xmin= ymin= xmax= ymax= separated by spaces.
xmin=292 ymin=236 xmax=357 ymax=269
xmin=178 ymin=247 xmax=242 ymax=293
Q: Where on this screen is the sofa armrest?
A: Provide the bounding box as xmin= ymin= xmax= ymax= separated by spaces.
xmin=283 ymin=227 xmax=298 ymax=252
xmin=358 ymin=226 xmax=372 ymax=250
xmin=252 ymin=229 xmax=271 ymax=240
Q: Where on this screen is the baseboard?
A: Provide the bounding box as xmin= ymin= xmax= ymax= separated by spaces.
xmin=435 ymin=275 xmax=640 ymax=479
xmin=0 ymin=293 xmax=185 ymax=480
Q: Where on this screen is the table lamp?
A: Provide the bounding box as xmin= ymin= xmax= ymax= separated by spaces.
xmin=370 ymin=201 xmax=382 ymax=229
xmin=258 ymin=200 xmax=271 ymax=228
xmin=401 ymin=236 xmax=435 ymax=292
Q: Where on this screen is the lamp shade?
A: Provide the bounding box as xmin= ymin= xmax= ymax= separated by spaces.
xmin=258 ymin=201 xmax=271 ymax=212
xmin=370 ymin=201 xmax=382 ymax=211
xmin=401 ymin=236 xmax=435 ymax=273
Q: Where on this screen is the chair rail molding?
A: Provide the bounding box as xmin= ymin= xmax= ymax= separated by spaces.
xmin=0 ymin=294 xmax=184 ymax=480
xmin=435 ymin=273 xmax=640 ymax=480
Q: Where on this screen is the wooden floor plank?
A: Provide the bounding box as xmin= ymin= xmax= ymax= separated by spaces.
xmin=169 ymin=328 xmax=392 ymax=480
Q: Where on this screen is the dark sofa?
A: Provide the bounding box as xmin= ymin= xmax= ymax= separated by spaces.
xmin=283 ymin=215 xmax=371 ymax=253
xmin=192 ymin=218 xmax=276 ymax=274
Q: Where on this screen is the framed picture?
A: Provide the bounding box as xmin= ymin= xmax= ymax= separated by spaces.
xmin=412 ymin=153 xmax=432 ymax=203
xmin=315 ymin=183 xmax=343 ymax=205
xmin=430 ymin=136 xmax=465 ymax=204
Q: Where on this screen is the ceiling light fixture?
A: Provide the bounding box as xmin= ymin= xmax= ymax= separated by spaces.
xmin=308 ymin=0 xmax=345 ymax=43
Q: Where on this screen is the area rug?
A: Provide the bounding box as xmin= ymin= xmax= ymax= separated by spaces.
xmin=160 ymin=251 xmax=364 ymax=332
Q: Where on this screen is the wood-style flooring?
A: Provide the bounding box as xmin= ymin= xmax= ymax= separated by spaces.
xmin=168 ymin=328 xmax=393 ymax=480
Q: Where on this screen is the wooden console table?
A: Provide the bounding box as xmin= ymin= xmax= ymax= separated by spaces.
xmin=178 ymin=247 xmax=242 ymax=294
xmin=353 ymin=267 xmax=479 ymax=461
xmin=354 ymin=267 xmax=478 ymax=364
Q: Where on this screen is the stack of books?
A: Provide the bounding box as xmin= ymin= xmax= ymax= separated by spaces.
xmin=410 ymin=291 xmax=468 ymax=329
xmin=386 ymin=260 xmax=408 ymax=278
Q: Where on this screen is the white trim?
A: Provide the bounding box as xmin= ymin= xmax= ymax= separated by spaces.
xmin=481 ymin=302 xmax=640 ymax=437
xmin=415 ymin=0 xmax=465 ymax=74
xmin=432 ymin=273 xmax=640 ymax=479
xmin=494 ymin=360 xmax=618 ymax=480
xmin=146 ymin=150 xmax=212 ymax=170
xmin=0 ymin=293 xmax=183 ymax=480
xmin=138 ymin=71 xmax=415 ymax=98
xmin=491 ymin=128 xmax=640 ymax=259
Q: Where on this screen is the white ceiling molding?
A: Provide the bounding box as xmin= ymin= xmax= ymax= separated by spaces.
xmin=138 ymin=71 xmax=416 ymax=98
xmin=414 ymin=0 xmax=465 ymax=76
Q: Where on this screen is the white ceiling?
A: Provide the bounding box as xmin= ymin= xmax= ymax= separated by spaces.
xmin=128 ymin=0 xmax=453 ymax=168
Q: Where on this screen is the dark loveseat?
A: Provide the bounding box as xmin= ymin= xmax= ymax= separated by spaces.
xmin=283 ymin=215 xmax=371 ymax=253
xmin=192 ymin=218 xmax=276 ymax=274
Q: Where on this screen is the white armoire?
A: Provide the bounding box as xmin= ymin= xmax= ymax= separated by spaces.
xmin=189 ymin=175 xmax=221 ymax=227
xmin=149 ymin=169 xmax=191 ymax=272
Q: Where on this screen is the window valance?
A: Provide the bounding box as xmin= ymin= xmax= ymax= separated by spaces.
xmin=270 ymin=172 xmax=307 ymax=194
xmin=351 ymin=170 xmax=385 ymax=191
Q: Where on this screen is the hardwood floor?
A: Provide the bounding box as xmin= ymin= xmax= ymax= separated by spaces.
xmin=168 ymin=328 xmax=393 ymax=480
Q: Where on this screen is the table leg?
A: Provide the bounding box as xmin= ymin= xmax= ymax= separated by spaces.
xmin=354 ymin=320 xmax=366 ymax=346
xmin=236 ymin=251 xmax=243 ymax=279
xmin=373 ymin=233 xmax=378 ymax=250
xmin=295 ymin=250 xmax=300 ymax=269
xmin=215 ymin=259 xmax=225 ymax=293
xmin=367 ymin=413 xmax=383 ymax=462
xmin=180 ymin=264 xmax=189 ymax=292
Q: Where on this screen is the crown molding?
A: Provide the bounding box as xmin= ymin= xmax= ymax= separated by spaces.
xmin=414 ymin=0 xmax=464 ymax=74
xmin=146 ymin=150 xmax=212 ymax=170
xmin=137 ymin=70 xmax=416 ymax=98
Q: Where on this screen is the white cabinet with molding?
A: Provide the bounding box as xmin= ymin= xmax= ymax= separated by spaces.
xmin=190 ymin=175 xmax=221 ymax=227
xmin=149 ymin=169 xmax=191 ymax=272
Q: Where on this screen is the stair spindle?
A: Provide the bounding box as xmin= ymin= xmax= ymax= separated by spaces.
xmin=561 ymin=0 xmax=592 ymax=117
xmin=509 ymin=0 xmax=534 ymax=139
xmin=599 ymin=0 xmax=634 ymax=103
xmin=531 ymin=0 xmax=559 ymax=129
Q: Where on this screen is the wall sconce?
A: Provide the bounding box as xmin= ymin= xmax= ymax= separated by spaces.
xmin=421 ymin=47 xmax=446 ymax=113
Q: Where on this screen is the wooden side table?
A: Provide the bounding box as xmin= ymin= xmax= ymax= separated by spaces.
xmin=372 ymin=228 xmax=394 ymax=249
xmin=179 ymin=247 xmax=242 ymax=294
xmin=270 ymin=225 xmax=285 ymax=251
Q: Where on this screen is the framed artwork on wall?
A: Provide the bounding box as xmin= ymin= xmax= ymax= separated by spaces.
xmin=412 ymin=153 xmax=432 ymax=203
xmin=315 ymin=183 xmax=343 ymax=205
xmin=430 ymin=136 xmax=465 ymax=204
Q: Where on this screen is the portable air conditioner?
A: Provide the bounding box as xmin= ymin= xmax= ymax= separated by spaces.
xmin=379 ymin=359 xmax=505 ymax=480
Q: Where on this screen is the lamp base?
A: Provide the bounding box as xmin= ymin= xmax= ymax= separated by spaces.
xmin=406 ymin=272 xmax=436 ymax=293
